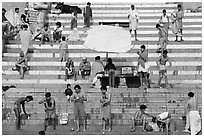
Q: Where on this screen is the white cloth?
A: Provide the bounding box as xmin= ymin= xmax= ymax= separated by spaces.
xmin=69 ymin=28 xmax=80 ymax=41
xmin=20 ymin=30 xmax=30 ymax=54
xmin=92 ymin=74 xmax=103 ymax=85
xmin=128 ymin=9 xmax=139 ymax=30
xmin=189 ymin=111 xmax=201 ymax=135
xmin=14 ymin=13 xmax=20 ymax=26
xmin=158 ymin=112 xmax=169 ymax=120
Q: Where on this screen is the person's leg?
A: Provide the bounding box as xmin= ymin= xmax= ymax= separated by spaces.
xmin=164 ymin=74 xmax=168 ymax=88
xmin=134 ymin=30 xmax=137 ymax=41
xmin=44 ymin=118 xmax=48 ymax=131
xmin=143 ymin=72 xmax=148 ymax=89
xmin=180 ymin=29 xmax=183 ymax=41
xmin=81 ymin=70 xmax=85 ymax=79
xmin=139 ymin=72 xmax=143 ymax=88
xmin=65 ymin=69 xmax=68 ymax=81
xmin=158 ymin=72 xmax=163 ymax=88
xmin=108 ymin=70 xmax=112 ymax=87
xmin=87 ymin=17 xmax=90 ymax=27
xmin=102 ymin=118 xmax=106 ymax=131
xmin=53 ymin=32 xmax=56 ymax=42
xmin=112 ymin=70 xmax=115 ymax=87
xmin=19 ymin=67 xmax=24 ymax=79
xmin=131 ymin=117 xmax=136 ymax=131
xmin=129 ymin=29 xmax=132 ymax=34
xmin=83 ymin=117 xmax=86 ymax=131
xmin=14 ymin=108 xmax=21 ymax=130
xmin=107 ymin=118 xmax=111 ymax=131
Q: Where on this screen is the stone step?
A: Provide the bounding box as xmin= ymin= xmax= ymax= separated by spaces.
xmin=5 ymin=44 xmax=202 ymax=50
xmin=2 ymin=61 xmax=202 ymax=67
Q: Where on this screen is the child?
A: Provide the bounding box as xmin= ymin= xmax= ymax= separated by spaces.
xmin=14 ymin=95 xmax=33 ymax=130
xmin=159 ymin=9 xmax=169 ymax=40
xmin=59 ymin=36 xmax=68 ymax=62
xmin=100 ymin=86 xmax=111 ymax=132
xmin=156 ymin=24 xmax=168 ymax=53
xmin=69 ymin=12 xmax=80 ymax=42
xmin=53 ymin=21 xmax=63 ymax=42
xmin=65 ymin=58 xmax=77 ymax=81
xmin=64 ymin=83 xmax=73 ymax=100
xmin=156 ymin=50 xmax=172 ymax=88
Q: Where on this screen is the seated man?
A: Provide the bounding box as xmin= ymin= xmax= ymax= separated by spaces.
xmin=65 ymin=57 xmax=77 ymax=81
xmin=79 ymin=57 xmax=91 ymax=79
xmin=34 ymin=24 xmax=53 ymax=46
xmin=131 ymin=104 xmax=151 ymax=132
xmin=13 ymin=51 xmax=29 ymax=79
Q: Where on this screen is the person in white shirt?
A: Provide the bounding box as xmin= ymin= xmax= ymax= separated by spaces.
xmin=128 ymin=5 xmax=139 ymax=41
xmin=155 ymin=112 xmax=171 ymax=134
xmin=159 ymin=9 xmax=169 ymax=40
xmin=14 ymin=8 xmax=21 ymax=30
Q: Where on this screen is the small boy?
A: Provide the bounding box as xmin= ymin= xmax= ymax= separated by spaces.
xmin=156 ymin=24 xmax=168 ymax=53
xmin=64 ymin=83 xmax=73 ymax=100
xmin=159 ymin=9 xmax=169 ymax=40
xmin=53 ymin=21 xmax=63 ymax=42
xmin=100 ymin=86 xmax=111 ymax=132
xmin=14 ymin=95 xmax=33 ymax=130
xmin=59 ymin=36 xmax=68 ymax=62
xmin=156 ymin=50 xmax=172 ymax=88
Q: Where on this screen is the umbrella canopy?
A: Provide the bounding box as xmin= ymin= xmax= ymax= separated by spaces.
xmin=83 ymin=25 xmax=132 ymax=53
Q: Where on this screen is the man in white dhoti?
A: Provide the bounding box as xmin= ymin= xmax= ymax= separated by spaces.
xmin=128 ymin=5 xmax=139 ymax=41
xmin=184 ymin=91 xmax=201 ymax=135
xmin=19 ymin=24 xmax=30 ymax=54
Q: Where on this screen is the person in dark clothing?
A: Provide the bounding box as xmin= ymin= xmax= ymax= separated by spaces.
xmin=21 ymin=8 xmax=30 ymax=25
xmin=2 ymin=8 xmax=7 ymax=22
xmin=64 ymin=83 xmax=73 ymax=100
xmin=83 ymin=2 xmax=92 ymax=28
xmin=104 ymin=58 xmax=116 ymax=87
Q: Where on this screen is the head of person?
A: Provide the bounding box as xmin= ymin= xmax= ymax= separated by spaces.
xmin=19 ymin=51 xmax=24 ymax=57
xmin=188 ymin=91 xmax=194 ymax=98
xmin=67 ymin=57 xmax=72 ymax=62
xmin=87 ymin=2 xmax=91 ymax=6
xmin=24 ymin=8 xmax=28 ymax=14
xmin=140 ymin=45 xmax=146 ymax=52
xmin=131 ymin=5 xmax=135 ymax=10
xmin=2 ymin=8 xmax=6 ymax=14
xmin=25 ymin=95 xmax=33 ymax=102
xmin=107 ymin=58 xmax=112 ymax=64
xmin=139 ymin=104 xmax=147 ymax=113
xmin=177 ymin=4 xmax=182 ymax=11
xmin=82 ymin=57 xmax=87 ymax=63
xmin=156 ymin=23 xmax=161 ymax=29
xmin=95 ymin=56 xmax=100 ymax=61
xmin=23 ymin=24 xmax=28 ymax=30
xmin=100 ymin=86 xmax=107 ymax=94
xmin=56 ymin=21 xmax=61 ymax=28
xmin=67 ymin=83 xmax=71 ymax=89
xmin=162 ymin=50 xmax=168 ymax=57
xmin=15 ymin=8 xmax=19 ymax=13
xmin=74 ymin=85 xmax=81 ymax=94
xmin=62 ymin=36 xmax=66 ymax=41
xmin=44 ymin=24 xmax=48 ymax=30
xmin=162 ymin=9 xmax=166 ymax=15
xmin=45 ymin=92 xmax=51 ymax=100
xmin=73 ymin=11 xmax=77 ymax=17
xmin=39 ymin=130 xmax=45 ymax=135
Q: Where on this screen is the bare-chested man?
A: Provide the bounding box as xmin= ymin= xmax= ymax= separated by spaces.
xmin=184 ymin=91 xmax=201 ymax=135
xmin=39 ymin=92 xmax=56 ymax=132
xmin=14 ymin=96 xmax=33 ymax=130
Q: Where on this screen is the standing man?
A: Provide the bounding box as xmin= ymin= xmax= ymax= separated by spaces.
xmin=156 ymin=50 xmax=172 ymax=88
xmin=137 ymin=45 xmax=148 ymax=89
xmin=100 ymin=86 xmax=111 ymax=132
xmin=175 ymin=4 xmax=184 ymax=41
xmin=156 ymin=24 xmax=168 ymax=53
xmin=184 ymin=91 xmax=201 ymax=135
xmin=83 ymin=2 xmax=92 ymax=28
xmin=39 ymin=92 xmax=56 ymax=132
xmin=91 ymin=56 xmax=105 ymax=87
xmin=13 ymin=95 xmax=33 ymax=130
xmin=159 ymin=9 xmax=169 ymax=40
xmin=128 ymin=5 xmax=139 ymax=41
xmin=14 ymin=8 xmax=21 ymax=31
xmin=71 ymin=85 xmax=87 ymax=132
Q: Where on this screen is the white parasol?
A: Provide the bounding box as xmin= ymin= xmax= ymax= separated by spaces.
xmin=84 ymin=25 xmax=132 ymax=53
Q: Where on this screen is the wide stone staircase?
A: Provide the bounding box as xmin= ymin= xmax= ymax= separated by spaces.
xmin=2 ymin=2 xmax=202 ymax=134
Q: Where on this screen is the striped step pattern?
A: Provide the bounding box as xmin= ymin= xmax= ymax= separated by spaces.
xmin=3 ymin=88 xmax=202 ymax=125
